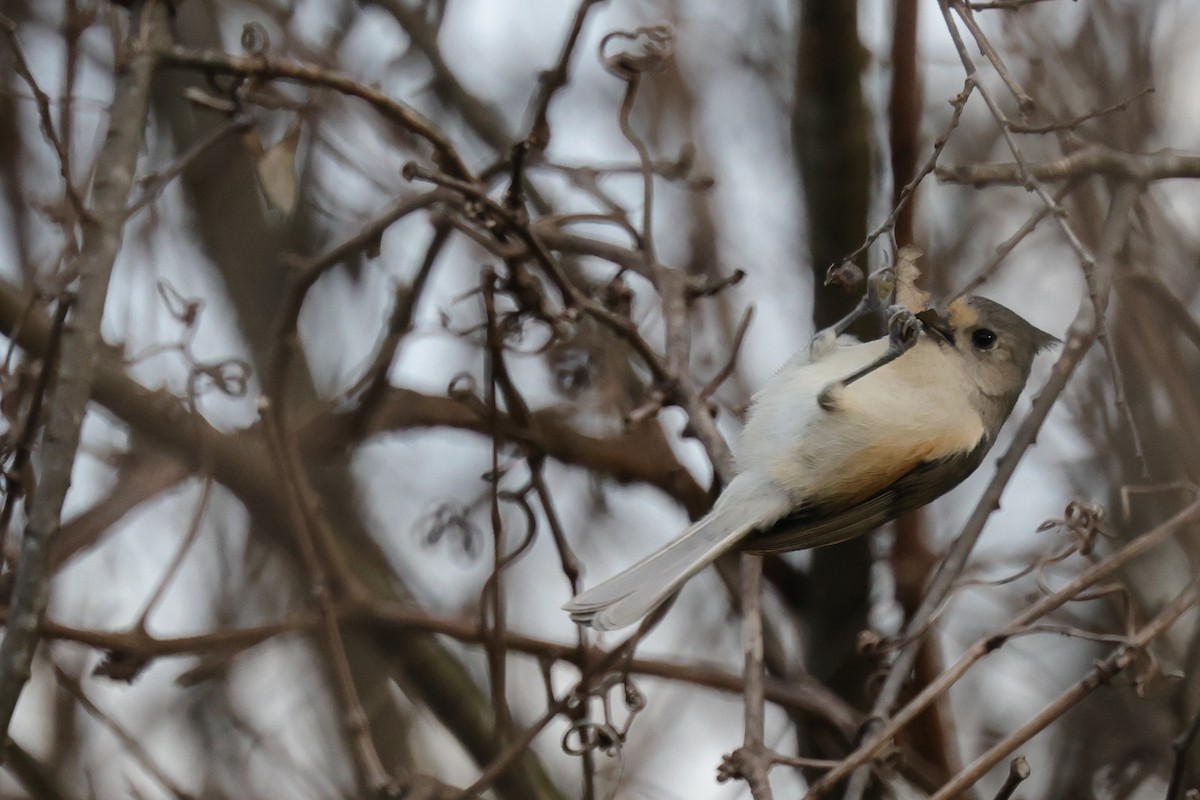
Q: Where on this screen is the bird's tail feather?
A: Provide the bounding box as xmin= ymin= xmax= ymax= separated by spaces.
xmin=563 ymin=506 xmax=753 ymax=631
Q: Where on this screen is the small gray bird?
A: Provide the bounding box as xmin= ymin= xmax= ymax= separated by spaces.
xmin=564 ymin=296 xmax=1057 ymax=630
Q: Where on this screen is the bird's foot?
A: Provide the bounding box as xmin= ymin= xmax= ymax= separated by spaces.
xmin=886 ymin=304 xmax=921 ymax=352
xmin=819 ymin=305 xmax=923 ymax=406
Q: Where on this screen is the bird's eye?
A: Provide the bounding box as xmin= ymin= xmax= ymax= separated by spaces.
xmin=971 ymin=328 xmax=997 ymax=350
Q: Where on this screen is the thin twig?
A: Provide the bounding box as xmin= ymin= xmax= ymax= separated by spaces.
xmin=342 ymin=222 xmax=450 ymax=438
xmin=614 ymin=75 xmax=657 ymax=268
xmin=127 ymin=116 xmax=252 ymax=217
xmin=1089 ymin=283 xmax=1149 ymax=478
xmin=700 ymin=307 xmax=754 ymax=400
xmin=157 ymin=45 xmax=473 ymax=179
xmin=529 ymin=465 xmax=583 ymax=594
xmin=951 ymin=184 xmax=1072 ymax=298
xmin=53 ymin=663 xmax=195 ymax=800
xmin=990 ymin=756 xmax=1030 ymax=800
xmin=130 ymin=478 xmax=213 ymax=632
xmin=270 ymin=190 xmax=444 ymax=408
xmin=482 ymin=274 xmax=514 ymax=739
xmin=259 ymin=400 xmax=397 ymax=796
xmin=51 ymin=450 xmax=189 ymax=570
xmin=1008 ymin=87 xmax=1154 ymax=134
xmin=524 ymin=0 xmax=607 ymax=150
xmin=968 ymin=0 xmax=1059 ymax=9
xmin=372 ymin=0 xmax=512 ymax=149
xmin=837 ymin=78 xmax=974 ymax=278
xmin=457 ymin=698 xmax=570 ymax=800
xmin=0 ymin=14 xmax=89 ymax=221
xmin=951 ymin=0 xmax=1035 ymax=116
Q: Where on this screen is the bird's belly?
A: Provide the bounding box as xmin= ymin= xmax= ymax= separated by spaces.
xmin=739 ymin=339 xmax=986 ymax=505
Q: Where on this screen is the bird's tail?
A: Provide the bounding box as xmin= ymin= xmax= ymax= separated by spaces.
xmin=563 ymin=504 xmax=754 ymax=631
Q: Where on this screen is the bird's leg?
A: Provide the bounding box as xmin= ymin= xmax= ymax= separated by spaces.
xmin=818 ymin=305 xmax=921 ymax=410
xmin=809 ymin=268 xmax=897 ymax=360
xmin=810 ymin=298 xmax=868 ymax=362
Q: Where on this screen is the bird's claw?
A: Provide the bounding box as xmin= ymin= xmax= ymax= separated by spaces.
xmin=886 ymin=305 xmax=921 ymax=352
xmin=823 ymin=305 xmax=922 ymax=400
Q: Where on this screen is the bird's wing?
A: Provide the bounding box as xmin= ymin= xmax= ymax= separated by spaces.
xmin=743 ymin=436 xmax=989 ymax=553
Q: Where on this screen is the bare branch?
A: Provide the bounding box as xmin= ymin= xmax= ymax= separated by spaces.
xmin=951 ymin=0 xmax=1035 ymax=116
xmin=157 ymin=45 xmax=473 ymax=180
xmin=0 ymin=0 xmax=169 ymax=741
xmin=939 ymin=146 xmax=1200 ymax=185
xmin=0 ymin=15 xmax=89 ymax=221
xmin=931 ymin=576 xmax=1199 ymax=799
xmin=804 ymin=496 xmax=1200 ymax=798
xmin=1168 ymin=707 xmax=1200 ymax=800
xmin=834 ymin=81 xmax=974 ymax=278
xmin=524 ymin=0 xmax=607 ymax=150
xmin=53 ymin=662 xmax=193 ymax=800
xmin=991 ymin=756 xmax=1030 ymax=800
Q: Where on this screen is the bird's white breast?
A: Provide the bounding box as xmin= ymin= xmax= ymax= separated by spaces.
xmin=737 ymin=337 xmax=986 ymax=505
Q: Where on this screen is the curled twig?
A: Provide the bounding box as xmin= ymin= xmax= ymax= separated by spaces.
xmin=599 ymin=24 xmax=674 ymax=80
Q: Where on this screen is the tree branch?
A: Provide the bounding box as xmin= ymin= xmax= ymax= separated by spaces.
xmin=157 ymin=45 xmax=472 ymax=180
xmin=0 ymin=0 xmax=168 ymax=742
xmin=938 ymin=145 xmax=1200 ymax=186
xmin=930 ymin=575 xmax=1200 ymax=799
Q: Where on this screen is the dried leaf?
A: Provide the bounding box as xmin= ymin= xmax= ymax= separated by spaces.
xmin=254 ymin=124 xmax=301 ymax=213
xmin=894 ymin=244 xmax=931 ymax=311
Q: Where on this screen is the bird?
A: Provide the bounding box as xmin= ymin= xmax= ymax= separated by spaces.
xmin=563 ymin=295 xmax=1058 ymax=631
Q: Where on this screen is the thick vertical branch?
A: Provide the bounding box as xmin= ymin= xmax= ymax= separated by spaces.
xmin=792 ymin=0 xmax=876 ymax=717
xmin=0 ymin=298 xmax=71 ymax=563
xmin=793 ymin=0 xmax=872 ymax=328
xmin=0 ymin=2 xmax=168 ymax=740
xmin=888 ymin=0 xmax=921 ymax=247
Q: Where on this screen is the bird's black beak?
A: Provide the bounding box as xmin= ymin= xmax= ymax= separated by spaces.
xmin=916 ymin=308 xmax=955 ymax=346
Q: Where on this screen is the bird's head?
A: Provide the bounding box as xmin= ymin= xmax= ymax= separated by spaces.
xmin=919 ymin=296 xmax=1058 ymax=431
